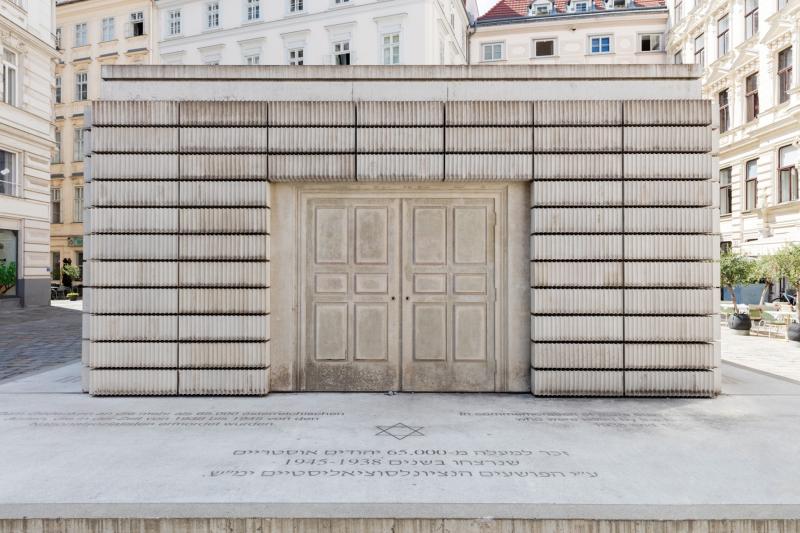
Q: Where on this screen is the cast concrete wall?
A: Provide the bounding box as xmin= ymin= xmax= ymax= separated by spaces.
xmin=83 ymin=65 xmax=719 ymax=397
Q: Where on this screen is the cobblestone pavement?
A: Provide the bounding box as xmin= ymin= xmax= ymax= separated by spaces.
xmin=721 ymin=326 xmax=800 ymax=383
xmin=0 ymin=302 xmax=82 ymax=383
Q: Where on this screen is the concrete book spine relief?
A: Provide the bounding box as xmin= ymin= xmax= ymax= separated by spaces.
xmin=81 ymin=65 xmax=720 ymax=397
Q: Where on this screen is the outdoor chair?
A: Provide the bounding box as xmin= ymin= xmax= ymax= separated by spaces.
xmin=758 ymin=311 xmax=789 ymax=339
xmin=720 ymin=302 xmax=735 ymax=323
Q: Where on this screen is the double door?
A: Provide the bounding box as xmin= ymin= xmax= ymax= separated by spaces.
xmin=303 ymin=196 xmax=496 ymax=391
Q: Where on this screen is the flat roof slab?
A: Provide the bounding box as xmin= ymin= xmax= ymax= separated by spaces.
xmin=0 ymin=362 xmax=798 ymax=520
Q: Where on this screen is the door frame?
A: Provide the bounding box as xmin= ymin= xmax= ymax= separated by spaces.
xmin=295 ymin=183 xmax=510 ymax=392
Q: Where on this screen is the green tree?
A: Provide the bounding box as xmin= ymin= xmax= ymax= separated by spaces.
xmin=0 ymin=261 xmax=16 ymax=294
xmin=775 ymin=244 xmax=800 ymax=321
xmin=752 ymin=253 xmax=781 ymax=306
xmin=720 ymin=251 xmax=754 ymax=312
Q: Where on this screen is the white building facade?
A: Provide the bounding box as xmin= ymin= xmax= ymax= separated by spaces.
xmin=155 ymin=0 xmax=472 ymax=66
xmin=0 ymin=0 xmax=57 ymax=306
xmin=667 ymin=0 xmax=800 ymax=275
xmin=472 ymin=0 xmax=669 ymax=65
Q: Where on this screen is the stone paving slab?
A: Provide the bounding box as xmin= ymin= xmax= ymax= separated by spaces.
xmin=0 ymin=362 xmax=798 ymax=520
xmin=0 ymin=304 xmax=82 ymax=383
xmin=721 ymin=327 xmax=800 ymax=383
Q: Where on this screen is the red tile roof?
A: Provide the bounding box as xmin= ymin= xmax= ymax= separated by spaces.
xmin=479 ymin=0 xmax=665 ymax=21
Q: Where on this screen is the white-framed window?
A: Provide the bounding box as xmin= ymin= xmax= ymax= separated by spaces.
xmin=2 ymin=49 xmax=18 ymax=106
xmin=74 ymin=23 xmax=88 ymax=47
xmin=532 ymin=38 xmax=556 ymax=58
xmin=73 ymin=127 xmax=84 ymax=161
xmin=530 ymin=1 xmax=551 ymax=15
xmin=674 ymin=49 xmax=683 ymax=64
xmin=129 ymin=11 xmax=145 ymax=37
xmin=694 ymin=33 xmax=705 ymax=66
xmin=0 ymin=150 xmax=18 ymax=197
xmin=589 ymin=35 xmax=612 ymax=54
xmin=55 ymin=27 xmax=62 ymax=49
xmin=102 ymin=17 xmax=115 ymax=41
xmin=289 ymin=0 xmax=304 ymax=12
xmin=73 ymin=186 xmax=84 ymax=223
xmin=573 ymin=1 xmax=589 ymax=11
xmin=288 ymin=47 xmax=304 ymax=65
xmin=717 ymin=14 xmax=730 ymax=57
xmin=74 ymin=71 xmax=88 ymax=101
xmin=54 ymin=75 xmax=61 ymax=104
xmin=51 ymin=187 xmax=62 ymax=224
xmin=334 ymin=0 xmax=351 ymax=4
xmin=53 ymin=129 xmax=62 ymax=164
xmin=481 ymin=42 xmax=504 ymax=62
xmin=382 ymin=33 xmax=400 ymax=65
xmin=247 ymin=0 xmax=261 ymax=20
xmin=333 ymin=40 xmax=350 ymax=64
xmin=245 ymin=53 xmax=260 ymax=65
xmin=167 ymin=9 xmax=182 ymax=36
xmin=206 ymin=2 xmax=220 ymax=29
xmin=638 ymin=33 xmax=662 ymax=52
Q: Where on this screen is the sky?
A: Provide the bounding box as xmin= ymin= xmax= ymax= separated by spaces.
xmin=476 ymin=0 xmax=498 ymax=15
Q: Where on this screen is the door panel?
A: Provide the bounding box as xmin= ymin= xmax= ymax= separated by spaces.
xmin=402 ymin=198 xmax=496 ymax=391
xmin=304 ymin=198 xmax=401 ymax=391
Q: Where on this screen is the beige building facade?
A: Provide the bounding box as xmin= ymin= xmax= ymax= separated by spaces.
xmin=52 ymin=0 xmax=157 ymax=285
xmin=472 ymin=0 xmax=669 ymax=65
xmin=667 ymin=0 xmax=800 ymax=279
xmin=0 ymin=0 xmax=57 ymax=306
xmin=82 ymin=65 xmax=719 ymax=398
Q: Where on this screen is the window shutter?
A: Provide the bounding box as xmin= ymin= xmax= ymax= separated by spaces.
xmin=125 ymin=21 xmax=133 ymax=38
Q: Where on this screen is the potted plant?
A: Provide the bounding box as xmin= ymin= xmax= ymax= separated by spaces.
xmin=775 ymin=244 xmax=800 ymax=342
xmin=720 ymin=251 xmax=754 ymax=335
xmin=753 ymin=252 xmax=780 ymax=306
xmin=66 ymin=292 xmax=79 ymax=301
xmin=61 ymin=262 xmax=80 ymax=288
xmin=0 ymin=261 xmax=16 ymax=295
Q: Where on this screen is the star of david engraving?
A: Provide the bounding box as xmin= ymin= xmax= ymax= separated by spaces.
xmin=375 ymin=423 xmax=425 ymax=440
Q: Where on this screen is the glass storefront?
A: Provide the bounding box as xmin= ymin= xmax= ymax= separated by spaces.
xmin=0 ymin=229 xmax=18 ymax=296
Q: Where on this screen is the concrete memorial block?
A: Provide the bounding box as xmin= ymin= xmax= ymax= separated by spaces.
xmin=84 ymin=65 xmax=716 ymax=397
xmin=357 ymin=154 xmax=442 ymax=181
xmin=92 ymin=154 xmax=178 ymax=180
xmin=89 ymin=369 xmax=178 ymax=395
xmin=532 ymin=343 xmax=623 ymax=369
xmin=533 ymin=370 xmax=624 ymax=396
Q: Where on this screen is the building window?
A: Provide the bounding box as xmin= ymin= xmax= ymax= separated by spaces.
xmin=55 ymin=75 xmax=61 ymax=104
xmin=694 ymin=33 xmax=705 ymax=67
xmin=51 ymin=188 xmax=62 ymax=224
xmin=745 ymin=0 xmax=758 ymax=39
xmin=167 ymin=10 xmax=181 ymax=36
xmin=53 ymin=129 xmax=62 ymax=164
xmin=245 ymin=53 xmax=260 ymax=65
xmin=102 ymin=17 xmax=115 ymax=41
xmin=73 ymin=186 xmax=84 ymax=223
xmin=589 ymin=35 xmax=611 ymax=54
xmin=75 ymin=71 xmax=88 ymax=101
xmin=74 ymin=23 xmax=88 ymax=47
xmin=247 ymin=0 xmax=261 ymax=20
xmin=719 ymin=89 xmax=730 ymax=133
xmin=746 ymin=72 xmax=759 ymax=121
xmin=778 ymin=144 xmax=798 ymax=203
xmin=721 ymin=241 xmax=732 ymax=253
xmin=130 ymin=11 xmax=145 ymax=36
xmin=778 ymin=47 xmax=793 ymax=104
xmin=573 ymin=1 xmax=589 ymax=11
xmin=2 ymin=49 xmax=18 ymax=106
xmin=717 ymin=14 xmax=729 ymax=57
xmin=288 ymin=48 xmax=304 ymax=65
xmin=51 ymin=251 xmax=60 ymax=280
xmin=532 ymin=39 xmax=555 ymax=58
xmin=531 ymin=1 xmax=551 ymax=15
xmin=289 ymin=0 xmax=303 ymax=12
xmin=674 ymin=0 xmax=682 ymax=21
xmin=74 ymin=128 xmax=84 ymax=162
xmin=55 ymin=27 xmax=62 ymax=49
xmin=778 ymin=0 xmax=787 ymax=9
xmin=335 ymin=0 xmax=351 ymax=4
xmin=639 ymin=33 xmax=662 ymax=52
xmin=481 ymin=42 xmax=504 ymax=62
xmin=382 ymin=33 xmax=400 ymax=65
xmin=333 ymin=41 xmax=351 ymax=65
xmin=720 ymin=167 xmax=732 ymax=215
xmin=0 ymin=150 xmax=17 ymax=197
xmin=745 ymin=159 xmax=758 ymax=211
xmin=206 ymin=2 xmax=220 ymax=29
xmin=674 ymin=50 xmax=683 ymax=64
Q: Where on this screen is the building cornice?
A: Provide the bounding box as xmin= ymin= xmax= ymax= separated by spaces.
xmin=475 ymin=6 xmax=667 ymax=28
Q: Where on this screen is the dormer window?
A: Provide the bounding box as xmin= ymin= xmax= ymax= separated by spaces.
xmin=607 ymin=0 xmax=625 ymax=8
xmin=529 ymin=0 xmax=552 ymax=15
xmin=573 ymin=1 xmax=589 ymax=11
